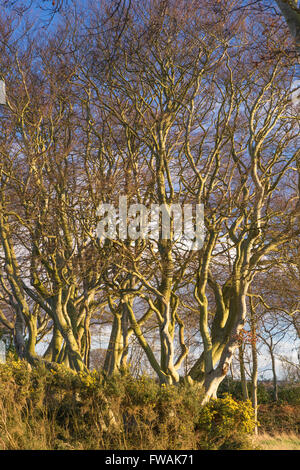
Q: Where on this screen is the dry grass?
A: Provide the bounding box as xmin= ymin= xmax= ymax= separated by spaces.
xmin=0 ymin=360 xmax=298 ymax=450
xmin=254 ymin=432 xmax=300 ymax=450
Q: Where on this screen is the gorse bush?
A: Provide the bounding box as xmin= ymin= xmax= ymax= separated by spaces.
xmin=196 ymin=394 xmax=257 ymax=450
xmin=0 ymin=358 xmax=259 ymax=450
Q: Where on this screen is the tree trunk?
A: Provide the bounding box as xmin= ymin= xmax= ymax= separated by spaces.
xmin=103 ymin=313 xmax=123 ymax=376
xmin=14 ymin=312 xmax=26 ymax=359
xmin=239 ymin=344 xmax=249 ymax=401
xmin=270 ymin=348 xmax=278 ymax=401
xmin=250 ymin=305 xmax=258 ymax=435
xmin=276 ymin=0 xmax=300 ymax=54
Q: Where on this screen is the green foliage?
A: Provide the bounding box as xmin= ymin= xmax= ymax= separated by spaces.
xmin=278 ymin=385 xmax=300 ymax=405
xmin=218 ymin=377 xmax=244 ymax=399
xmin=2 ymin=360 xmax=292 ymax=450
xmin=123 ymin=374 xmax=159 ymax=406
xmin=256 ymin=383 xmax=273 ymax=404
xmin=217 ymin=379 xmax=300 ymax=435
xmin=196 ymin=394 xmax=257 ymax=450
xmin=219 ymin=378 xmax=300 ymax=405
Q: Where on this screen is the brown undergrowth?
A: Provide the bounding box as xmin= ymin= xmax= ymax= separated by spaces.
xmin=0 ymin=358 xmax=267 ymax=450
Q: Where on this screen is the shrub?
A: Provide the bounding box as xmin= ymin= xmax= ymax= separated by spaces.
xmin=196 ymin=394 xmax=257 ymax=450
xmin=0 ymin=360 xmax=259 ymax=450
xmin=258 ymin=404 xmax=300 ymax=434
xmin=218 ymin=378 xmax=273 ymax=404
xmin=278 ymin=385 xmax=300 ymax=405
xmin=123 ymin=374 xmax=159 ymax=406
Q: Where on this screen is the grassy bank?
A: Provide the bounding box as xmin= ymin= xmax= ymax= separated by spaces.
xmin=254 ymin=433 xmax=300 ymax=450
xmin=0 ymin=358 xmax=299 ymax=450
